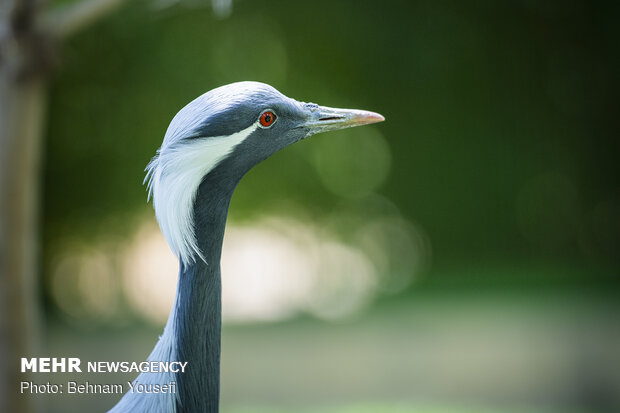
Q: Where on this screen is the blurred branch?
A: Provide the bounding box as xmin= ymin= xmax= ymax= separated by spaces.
xmin=209 ymin=0 xmax=232 ymax=19
xmin=153 ymin=0 xmax=232 ymax=19
xmin=46 ymin=0 xmax=232 ymax=39
xmin=45 ymin=0 xmax=127 ymax=39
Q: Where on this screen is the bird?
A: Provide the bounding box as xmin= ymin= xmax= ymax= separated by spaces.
xmin=108 ymin=81 xmax=384 ymax=413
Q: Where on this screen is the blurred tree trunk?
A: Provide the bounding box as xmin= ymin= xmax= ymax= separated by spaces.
xmin=0 ymin=1 xmax=127 ymax=411
xmin=0 ymin=3 xmax=49 ymax=412
xmin=0 ymin=73 xmax=46 ymax=413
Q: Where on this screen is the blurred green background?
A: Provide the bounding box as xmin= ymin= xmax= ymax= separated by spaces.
xmin=35 ymin=0 xmax=620 ymax=412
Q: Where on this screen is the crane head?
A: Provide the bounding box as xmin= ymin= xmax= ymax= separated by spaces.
xmin=146 ymin=81 xmax=384 ymax=266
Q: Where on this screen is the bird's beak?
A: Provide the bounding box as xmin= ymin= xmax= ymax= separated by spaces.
xmin=302 ymin=105 xmax=385 ymax=136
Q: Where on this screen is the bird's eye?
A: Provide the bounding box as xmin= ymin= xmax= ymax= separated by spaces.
xmin=259 ymin=110 xmax=277 ymax=128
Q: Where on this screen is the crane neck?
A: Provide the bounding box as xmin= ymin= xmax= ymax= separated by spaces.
xmin=172 ymin=168 xmax=239 ymax=413
xmin=109 ymin=163 xmax=242 ymax=413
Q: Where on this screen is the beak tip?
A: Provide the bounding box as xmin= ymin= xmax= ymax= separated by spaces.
xmin=363 ymin=111 xmax=385 ymax=125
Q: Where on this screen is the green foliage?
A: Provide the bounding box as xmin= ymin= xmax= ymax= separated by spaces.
xmin=44 ymin=0 xmax=620 ymax=287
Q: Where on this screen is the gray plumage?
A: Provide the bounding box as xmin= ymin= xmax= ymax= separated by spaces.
xmin=109 ymin=81 xmax=384 ymax=413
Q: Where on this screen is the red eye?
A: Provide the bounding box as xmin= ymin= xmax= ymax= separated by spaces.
xmin=259 ymin=110 xmax=276 ymax=127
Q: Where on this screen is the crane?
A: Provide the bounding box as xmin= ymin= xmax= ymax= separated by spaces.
xmin=108 ymin=81 xmax=384 ymax=412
